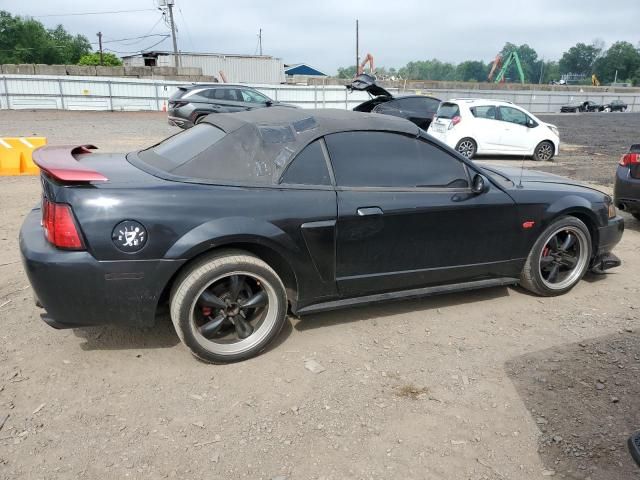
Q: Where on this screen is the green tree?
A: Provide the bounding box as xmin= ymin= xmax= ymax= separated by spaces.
xmin=336 ymin=65 xmax=357 ymax=78
xmin=0 ymin=10 xmax=90 ymax=64
xmin=78 ymin=52 xmax=122 ymax=66
xmin=399 ymin=59 xmax=456 ymax=81
xmin=455 ymin=60 xmax=486 ymax=82
xmin=594 ymin=41 xmax=640 ymax=84
xmin=558 ymin=42 xmax=601 ymax=75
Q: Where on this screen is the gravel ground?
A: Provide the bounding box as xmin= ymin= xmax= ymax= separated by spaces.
xmin=0 ymin=110 xmax=639 ymax=479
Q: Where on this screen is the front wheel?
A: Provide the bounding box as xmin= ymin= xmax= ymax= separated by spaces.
xmin=520 ymin=216 xmax=592 ymax=296
xmin=170 ymin=250 xmax=288 ymax=363
xmin=455 ymin=138 xmax=477 ymax=159
xmin=533 ymin=141 xmax=555 ymax=161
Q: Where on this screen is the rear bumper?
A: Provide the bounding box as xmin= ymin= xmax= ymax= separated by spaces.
xmin=20 ymin=208 xmax=185 ymax=329
xmin=614 ymin=166 xmax=640 ymax=214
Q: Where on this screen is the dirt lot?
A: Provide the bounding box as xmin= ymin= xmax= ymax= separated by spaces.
xmin=0 ymin=110 xmax=639 ymax=480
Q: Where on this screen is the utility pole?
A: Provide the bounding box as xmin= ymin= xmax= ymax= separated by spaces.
xmin=355 ymin=19 xmax=359 ymax=75
xmin=167 ymin=0 xmax=180 ymax=68
xmin=258 ymin=28 xmax=262 ymax=56
xmin=97 ymin=31 xmax=103 ymax=66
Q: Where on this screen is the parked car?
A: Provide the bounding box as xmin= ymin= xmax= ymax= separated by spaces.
xmin=427 ymin=99 xmax=560 ymax=161
xmin=167 ymin=83 xmax=294 ymax=129
xmin=613 ymin=144 xmax=640 ymax=220
xmin=22 ymin=108 xmax=623 ymax=363
xmin=349 ymin=73 xmax=441 ymax=129
xmin=560 ymin=101 xmax=604 ymax=113
xmin=604 ymin=99 xmax=628 ymax=112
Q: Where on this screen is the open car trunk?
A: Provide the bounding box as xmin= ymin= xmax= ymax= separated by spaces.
xmin=348 ymin=73 xmax=392 ymax=98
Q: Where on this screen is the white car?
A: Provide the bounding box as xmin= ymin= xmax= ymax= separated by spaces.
xmin=427 ymin=99 xmax=560 ymax=161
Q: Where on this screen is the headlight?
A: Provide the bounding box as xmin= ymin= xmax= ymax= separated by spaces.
xmin=548 ymin=125 xmax=559 ymax=137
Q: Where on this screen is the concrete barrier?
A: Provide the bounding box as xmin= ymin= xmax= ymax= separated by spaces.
xmin=0 ymin=137 xmax=47 ymax=176
xmin=95 ymin=66 xmax=125 ymax=77
xmin=1 ymin=64 xmax=35 ymax=75
xmin=34 ymin=64 xmax=68 ymax=76
xmin=124 ymin=66 xmax=153 ymax=77
xmin=65 ymin=65 xmax=97 ymax=76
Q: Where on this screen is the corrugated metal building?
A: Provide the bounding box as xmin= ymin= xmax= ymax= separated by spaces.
xmin=122 ymin=51 xmax=285 ymax=84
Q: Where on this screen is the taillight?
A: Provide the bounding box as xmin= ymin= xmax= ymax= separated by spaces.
xmin=448 ymin=115 xmax=461 ymax=130
xmin=41 ymin=198 xmax=85 ymax=250
xmin=169 ymin=101 xmax=188 ymax=108
xmin=620 ymin=153 xmax=640 ymax=166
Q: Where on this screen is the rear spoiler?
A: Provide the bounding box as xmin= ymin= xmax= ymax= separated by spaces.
xmin=33 ymin=145 xmax=108 ymax=182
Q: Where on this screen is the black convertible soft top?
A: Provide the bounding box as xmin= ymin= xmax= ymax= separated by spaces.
xmin=138 ymin=107 xmax=419 ymax=185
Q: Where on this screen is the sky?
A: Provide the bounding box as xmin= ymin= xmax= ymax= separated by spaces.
xmin=7 ymin=0 xmax=640 ymax=74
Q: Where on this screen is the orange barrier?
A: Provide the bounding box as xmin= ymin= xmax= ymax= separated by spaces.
xmin=0 ymin=137 xmax=47 ymax=176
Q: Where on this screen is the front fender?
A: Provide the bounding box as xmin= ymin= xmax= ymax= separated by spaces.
xmin=542 ymin=195 xmax=604 ymax=228
xmin=164 ymin=216 xmax=300 ymax=260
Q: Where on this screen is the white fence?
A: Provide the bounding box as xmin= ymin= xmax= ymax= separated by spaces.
xmin=1 ymin=74 xmax=639 ymax=114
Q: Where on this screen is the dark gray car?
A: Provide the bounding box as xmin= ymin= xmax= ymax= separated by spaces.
xmin=167 ymin=84 xmax=294 ymax=129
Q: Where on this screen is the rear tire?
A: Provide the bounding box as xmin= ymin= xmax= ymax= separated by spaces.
xmin=455 ymin=138 xmax=477 ymax=159
xmin=170 ymin=250 xmax=288 ymax=363
xmin=533 ymin=141 xmax=555 ymax=161
xmin=520 ymin=216 xmax=592 ymax=297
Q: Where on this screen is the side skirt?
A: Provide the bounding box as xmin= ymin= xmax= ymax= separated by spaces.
xmin=295 ymin=277 xmax=519 ymax=316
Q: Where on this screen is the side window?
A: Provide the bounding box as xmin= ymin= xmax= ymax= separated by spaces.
xmin=499 ymin=106 xmax=528 ymax=126
xmin=240 ymin=89 xmax=269 ymax=103
xmin=325 ymin=132 xmax=468 ymax=188
xmin=470 ymin=105 xmax=497 ymax=119
xmin=280 ymin=140 xmax=331 ymax=186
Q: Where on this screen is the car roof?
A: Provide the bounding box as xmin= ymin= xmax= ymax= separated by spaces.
xmin=394 ymin=94 xmax=442 ymax=101
xmin=446 ymin=98 xmax=515 ymax=106
xmin=181 ymin=83 xmax=255 ymax=90
xmin=202 ymin=106 xmax=419 ymax=138
xmin=163 ymin=107 xmax=418 ymax=185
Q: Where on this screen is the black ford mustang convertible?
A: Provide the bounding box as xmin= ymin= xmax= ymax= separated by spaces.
xmin=21 ymin=108 xmax=623 ymax=363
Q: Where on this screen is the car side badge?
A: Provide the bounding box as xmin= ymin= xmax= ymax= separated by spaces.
xmin=522 ymin=220 xmax=535 ymax=229
xmin=112 ymin=220 xmax=147 ymax=252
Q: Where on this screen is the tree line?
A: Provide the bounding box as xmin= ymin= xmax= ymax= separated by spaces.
xmin=0 ymin=11 xmax=122 ymax=66
xmin=338 ymin=41 xmax=640 ymax=86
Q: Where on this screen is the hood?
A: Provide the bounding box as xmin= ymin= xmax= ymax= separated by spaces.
xmin=480 ymin=164 xmax=604 ymax=193
xmin=347 ymin=73 xmax=392 ymax=98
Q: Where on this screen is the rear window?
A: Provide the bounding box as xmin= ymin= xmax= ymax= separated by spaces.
xmin=136 ymin=122 xmax=303 ymax=185
xmin=169 ymin=87 xmax=187 ymax=100
xmin=436 ymin=102 xmax=460 ymax=119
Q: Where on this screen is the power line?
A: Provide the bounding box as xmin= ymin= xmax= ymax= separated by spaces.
xmin=34 ymin=8 xmax=156 ymax=18
xmin=104 ymin=36 xmax=170 ymax=55
xmin=90 ymin=33 xmax=170 ymax=46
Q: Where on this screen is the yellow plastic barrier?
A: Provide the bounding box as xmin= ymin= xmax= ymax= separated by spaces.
xmin=0 ymin=137 xmax=47 ymax=176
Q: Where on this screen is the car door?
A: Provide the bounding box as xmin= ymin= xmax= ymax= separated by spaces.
xmin=469 ymin=105 xmax=502 ymax=151
xmin=204 ymin=87 xmax=250 ymax=113
xmin=497 ymin=106 xmax=534 ymax=153
xmin=325 ymin=131 xmax=520 ymax=297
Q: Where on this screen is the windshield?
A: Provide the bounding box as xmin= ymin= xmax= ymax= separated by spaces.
xmin=436 ymin=102 xmax=460 ymax=119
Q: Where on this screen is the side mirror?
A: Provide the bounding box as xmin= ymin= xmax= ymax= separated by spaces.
xmin=265 ymin=100 xmax=273 ymax=107
xmin=471 ymin=173 xmax=490 ymax=194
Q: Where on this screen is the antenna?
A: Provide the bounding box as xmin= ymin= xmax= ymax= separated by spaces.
xmin=517 ymin=154 xmax=526 ymax=188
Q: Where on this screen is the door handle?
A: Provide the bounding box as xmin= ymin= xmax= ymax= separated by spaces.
xmin=357 ymin=207 xmax=384 ymax=216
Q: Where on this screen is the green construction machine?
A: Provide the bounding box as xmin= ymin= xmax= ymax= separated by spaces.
xmin=487 ymin=51 xmax=525 ymax=84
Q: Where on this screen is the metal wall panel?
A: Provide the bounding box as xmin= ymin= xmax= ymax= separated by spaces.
xmin=1 ymin=74 xmax=639 ymax=113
